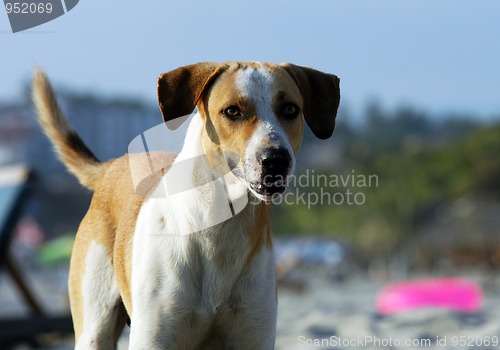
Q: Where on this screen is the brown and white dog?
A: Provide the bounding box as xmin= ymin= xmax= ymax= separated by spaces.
xmin=33 ymin=62 xmax=340 ymax=350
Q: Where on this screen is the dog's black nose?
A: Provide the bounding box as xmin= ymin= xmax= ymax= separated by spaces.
xmin=259 ymin=147 xmax=291 ymax=176
xmin=257 ymin=147 xmax=291 ymax=195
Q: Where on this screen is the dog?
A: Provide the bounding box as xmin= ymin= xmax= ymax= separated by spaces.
xmin=33 ymin=62 xmax=340 ymax=350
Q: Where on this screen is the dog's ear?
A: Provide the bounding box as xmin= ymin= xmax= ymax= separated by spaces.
xmin=157 ymin=62 xmax=226 ymax=128
xmin=281 ymin=63 xmax=340 ymax=139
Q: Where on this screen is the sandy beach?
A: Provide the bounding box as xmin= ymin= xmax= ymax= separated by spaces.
xmin=277 ymin=272 xmax=500 ymax=350
xmin=2 ymin=265 xmax=500 ymax=350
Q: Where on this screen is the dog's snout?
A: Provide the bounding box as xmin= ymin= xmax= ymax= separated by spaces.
xmin=258 ymin=147 xmax=291 ymax=176
xmin=254 ymin=147 xmax=292 ymax=195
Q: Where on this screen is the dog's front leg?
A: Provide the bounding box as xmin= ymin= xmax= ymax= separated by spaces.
xmin=128 ymin=226 xmax=208 ymax=349
xmin=220 ymin=254 xmax=278 ymax=350
xmin=128 ymin=260 xmax=210 ymax=350
xmin=224 ymin=297 xmax=277 ymax=350
xmin=128 ymin=295 xmax=209 ymax=350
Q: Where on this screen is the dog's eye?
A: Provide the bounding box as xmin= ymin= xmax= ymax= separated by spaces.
xmin=282 ymin=103 xmax=299 ymax=119
xmin=223 ymin=106 xmax=243 ymax=119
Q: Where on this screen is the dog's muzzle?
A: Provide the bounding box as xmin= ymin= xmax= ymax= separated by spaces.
xmin=251 ymin=147 xmax=292 ymax=196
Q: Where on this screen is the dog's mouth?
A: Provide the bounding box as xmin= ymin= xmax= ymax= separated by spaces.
xmin=249 ymin=178 xmax=287 ymax=197
xmin=228 ymin=159 xmax=290 ymax=200
xmin=229 ymin=163 xmax=287 ymax=200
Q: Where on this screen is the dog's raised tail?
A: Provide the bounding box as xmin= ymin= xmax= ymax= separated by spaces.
xmin=32 ymin=69 xmax=104 ymax=191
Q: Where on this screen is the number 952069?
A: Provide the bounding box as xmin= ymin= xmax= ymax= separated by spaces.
xmin=5 ymin=2 xmax=53 ymax=14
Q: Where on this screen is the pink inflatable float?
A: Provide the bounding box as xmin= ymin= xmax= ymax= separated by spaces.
xmin=376 ymin=278 xmax=483 ymax=315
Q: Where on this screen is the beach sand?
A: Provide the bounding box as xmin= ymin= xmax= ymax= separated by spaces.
xmin=2 ymin=268 xmax=500 ymax=350
xmin=276 ymin=271 xmax=500 ymax=349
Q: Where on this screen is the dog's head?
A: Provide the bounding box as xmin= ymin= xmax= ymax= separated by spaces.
xmin=157 ymin=62 xmax=340 ymax=200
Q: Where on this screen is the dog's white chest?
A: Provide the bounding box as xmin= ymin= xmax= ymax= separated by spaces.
xmin=131 ymin=197 xmax=263 ymax=300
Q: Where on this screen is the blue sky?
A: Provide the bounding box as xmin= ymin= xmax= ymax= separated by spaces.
xmin=1 ymin=0 xmax=499 ymax=122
